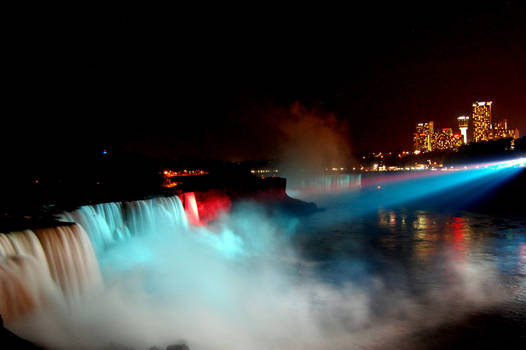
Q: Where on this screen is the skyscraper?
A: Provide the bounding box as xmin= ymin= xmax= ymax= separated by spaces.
xmin=472 ymin=101 xmax=492 ymax=142
xmin=457 ymin=116 xmax=469 ymax=144
xmin=414 ymin=121 xmax=434 ymax=152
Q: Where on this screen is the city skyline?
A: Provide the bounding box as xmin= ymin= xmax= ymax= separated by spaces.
xmin=413 ymin=100 xmax=521 ymax=153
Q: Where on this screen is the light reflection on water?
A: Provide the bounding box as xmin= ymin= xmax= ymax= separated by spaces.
xmin=295 ymin=196 xmax=526 ymax=322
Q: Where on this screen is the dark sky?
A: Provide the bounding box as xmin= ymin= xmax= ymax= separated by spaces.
xmin=4 ymin=2 xmax=526 ymax=162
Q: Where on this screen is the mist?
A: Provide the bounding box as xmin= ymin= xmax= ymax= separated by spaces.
xmin=275 ymin=102 xmax=351 ymax=177
xmin=8 ymin=199 xmax=506 ymax=350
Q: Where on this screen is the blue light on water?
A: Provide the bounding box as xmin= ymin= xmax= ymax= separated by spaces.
xmin=370 ymin=160 xmax=522 ymax=208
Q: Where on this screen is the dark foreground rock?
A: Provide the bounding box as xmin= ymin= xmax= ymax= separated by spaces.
xmin=0 ymin=316 xmax=42 ymax=349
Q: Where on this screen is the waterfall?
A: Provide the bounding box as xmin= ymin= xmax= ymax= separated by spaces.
xmin=0 ymin=255 xmax=59 ymax=324
xmin=0 ymin=230 xmax=49 ymax=272
xmin=1 ymin=195 xmax=190 ymax=325
xmin=183 ymin=192 xmax=200 ymax=226
xmin=34 ymin=225 xmax=103 ymax=298
xmin=59 ymin=195 xmax=188 ymax=255
xmin=59 ymin=202 xmax=131 ymax=253
xmin=0 ymin=225 xmax=102 ymax=324
xmin=286 ymin=173 xmax=362 ymax=195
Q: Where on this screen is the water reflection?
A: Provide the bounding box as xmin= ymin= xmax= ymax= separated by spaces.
xmin=377 ymin=209 xmax=525 ymax=264
xmin=300 ymin=199 xmax=526 ymax=307
xmin=413 ymin=212 xmax=429 ymax=231
xmin=447 ymin=216 xmax=472 ymax=261
xmin=375 ymin=209 xmax=526 ymax=302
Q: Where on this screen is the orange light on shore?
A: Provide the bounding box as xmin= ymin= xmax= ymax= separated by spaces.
xmin=162 ymin=169 xmax=209 ymax=177
xmin=162 ymin=181 xmax=181 ymax=188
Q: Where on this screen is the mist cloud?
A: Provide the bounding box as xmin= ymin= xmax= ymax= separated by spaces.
xmin=276 ymin=102 xmax=351 ymax=176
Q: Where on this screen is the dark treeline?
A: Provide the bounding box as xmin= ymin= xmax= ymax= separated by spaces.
xmin=446 ymin=137 xmax=525 ymax=165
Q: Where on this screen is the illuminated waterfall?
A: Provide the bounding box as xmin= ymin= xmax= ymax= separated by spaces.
xmin=0 ymin=230 xmax=50 ymax=271
xmin=183 ymin=192 xmax=200 ymax=226
xmin=59 ymin=195 xmax=188 ymax=254
xmin=0 ymin=255 xmax=59 ymax=324
xmin=0 ymin=195 xmax=190 ymax=325
xmin=287 ymin=174 xmax=362 ymax=195
xmin=34 ymin=225 xmax=102 ymax=298
xmin=59 ymin=202 xmax=131 ymax=254
xmin=0 ymin=195 xmax=190 ymax=326
xmin=0 ymin=225 xmax=102 ymax=324
xmin=125 ymin=196 xmax=189 ymax=237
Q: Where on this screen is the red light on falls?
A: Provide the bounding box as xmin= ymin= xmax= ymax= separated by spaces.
xmin=183 ymin=192 xmax=201 ymax=226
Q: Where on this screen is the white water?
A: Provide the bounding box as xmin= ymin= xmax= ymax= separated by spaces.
xmin=0 ymin=225 xmax=102 ymax=324
xmin=59 ymin=196 xmax=188 ymax=254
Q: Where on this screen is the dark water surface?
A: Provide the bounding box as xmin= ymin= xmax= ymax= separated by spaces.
xmin=293 ymin=190 xmax=526 ymax=348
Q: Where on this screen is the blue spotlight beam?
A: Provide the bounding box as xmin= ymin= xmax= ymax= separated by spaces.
xmin=380 ymin=167 xmax=518 ymax=205
xmin=306 ymin=157 xmax=526 ymax=224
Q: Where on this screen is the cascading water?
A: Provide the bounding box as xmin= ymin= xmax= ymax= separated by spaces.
xmin=0 ymin=230 xmax=50 ymax=271
xmin=0 ymin=195 xmax=190 ymax=328
xmin=183 ymin=192 xmax=200 ymax=226
xmin=125 ymin=196 xmax=189 ymax=237
xmin=59 ymin=202 xmax=131 ymax=253
xmin=286 ymin=173 xmax=361 ymax=196
xmin=58 ymin=195 xmax=188 ymax=254
xmin=0 ymin=225 xmax=102 ymax=324
xmin=34 ymin=225 xmax=103 ymax=298
xmin=0 ymin=255 xmax=59 ymax=324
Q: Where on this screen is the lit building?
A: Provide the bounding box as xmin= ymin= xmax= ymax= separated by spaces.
xmin=442 ymin=128 xmax=453 ymax=137
xmin=495 ymin=119 xmax=508 ymax=130
xmin=432 ymin=128 xmax=463 ymax=151
xmin=457 ymin=116 xmax=469 ymax=144
xmin=414 ymin=121 xmax=434 ymax=152
xmin=490 ymin=118 xmax=520 ymax=140
xmin=161 ymin=169 xmax=209 ymax=188
xmin=409 ymin=101 xmax=521 ymax=152
xmin=472 ymin=101 xmax=492 ymax=142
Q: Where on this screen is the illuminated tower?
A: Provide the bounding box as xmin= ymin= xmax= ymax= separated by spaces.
xmin=414 ymin=121 xmax=434 ymax=152
xmin=472 ymin=101 xmax=492 ymax=142
xmin=457 ymin=116 xmax=469 ymax=144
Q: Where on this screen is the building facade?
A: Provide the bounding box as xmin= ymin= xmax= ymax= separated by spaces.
xmin=490 ymin=118 xmax=520 ymax=140
xmin=432 ymin=128 xmax=464 ymax=151
xmin=472 ymin=101 xmax=492 ymax=142
xmin=414 ymin=121 xmax=434 ymax=152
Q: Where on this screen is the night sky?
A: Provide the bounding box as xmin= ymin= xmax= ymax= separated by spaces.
xmin=4 ymin=2 xmax=526 ymax=164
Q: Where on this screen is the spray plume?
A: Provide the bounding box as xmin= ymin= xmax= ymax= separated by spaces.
xmin=271 ymin=102 xmax=350 ymax=178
